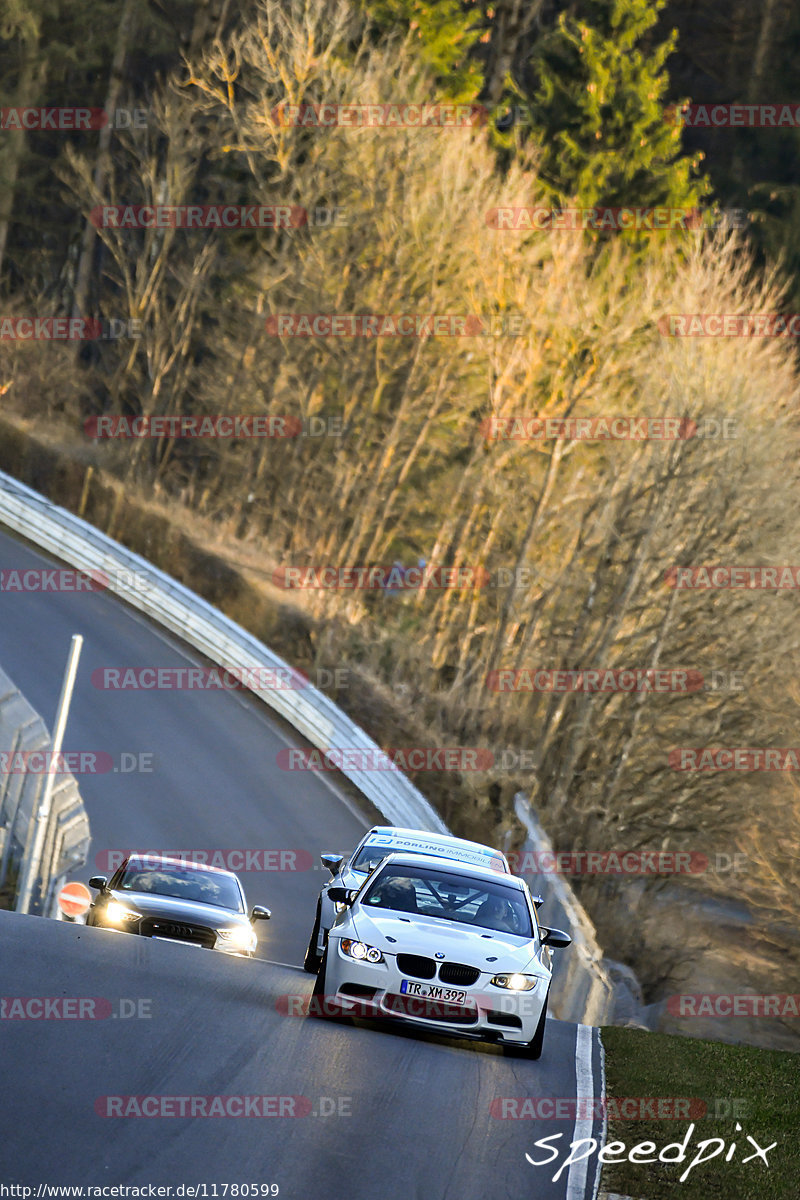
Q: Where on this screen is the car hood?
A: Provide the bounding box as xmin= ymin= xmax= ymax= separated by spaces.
xmin=344 ymin=908 xmax=545 ymax=975
xmin=108 ymin=890 xmax=249 ymax=929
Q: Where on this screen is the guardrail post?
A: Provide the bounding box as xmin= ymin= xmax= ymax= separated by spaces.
xmin=16 ymin=634 xmax=83 ymax=914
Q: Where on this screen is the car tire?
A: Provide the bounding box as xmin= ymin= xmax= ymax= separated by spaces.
xmin=309 ymin=945 xmax=349 ymax=1023
xmin=311 ymin=945 xmax=327 ymax=1000
xmin=303 ymin=900 xmax=324 ymax=974
xmin=522 ymin=989 xmax=549 ymax=1060
xmin=309 ymin=945 xmax=333 ymax=1019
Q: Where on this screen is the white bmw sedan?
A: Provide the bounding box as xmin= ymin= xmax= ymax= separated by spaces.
xmin=303 ymin=825 xmax=511 ymax=972
xmin=312 ymin=852 xmax=571 ymax=1058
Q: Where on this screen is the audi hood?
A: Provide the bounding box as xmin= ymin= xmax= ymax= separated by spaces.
xmin=106 ymin=889 xmax=250 ymax=931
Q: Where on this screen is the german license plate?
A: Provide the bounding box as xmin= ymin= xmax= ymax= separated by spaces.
xmin=399 ymin=979 xmax=467 ymax=1004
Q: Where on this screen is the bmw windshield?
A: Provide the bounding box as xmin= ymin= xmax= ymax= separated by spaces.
xmin=361 ymin=863 xmax=532 ymax=937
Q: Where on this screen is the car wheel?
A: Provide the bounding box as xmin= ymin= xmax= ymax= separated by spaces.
xmin=309 ymin=944 xmax=331 ymax=1015
xmin=303 ymin=900 xmax=324 ymax=974
xmin=522 ymin=989 xmax=549 ymax=1060
xmin=309 ymin=945 xmax=348 ymax=1023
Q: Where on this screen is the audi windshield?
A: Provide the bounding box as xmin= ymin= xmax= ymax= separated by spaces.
xmin=117 ymin=865 xmax=245 ymax=912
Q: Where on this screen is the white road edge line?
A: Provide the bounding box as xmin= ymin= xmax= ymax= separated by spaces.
xmin=594 ymin=1029 xmax=608 ymax=1200
xmin=567 ymin=1022 xmax=601 ymax=1200
xmin=258 ymin=957 xmax=309 ymax=971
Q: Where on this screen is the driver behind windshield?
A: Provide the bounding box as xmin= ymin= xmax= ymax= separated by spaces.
xmin=364 ymin=865 xmax=531 ymax=935
xmin=368 ymin=876 xmax=418 ymax=912
xmin=472 ymin=893 xmax=523 ymax=934
xmin=121 ymin=868 xmax=223 ymax=906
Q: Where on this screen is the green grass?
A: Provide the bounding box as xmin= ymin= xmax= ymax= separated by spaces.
xmin=599 ymin=1027 xmax=799 ymax=1199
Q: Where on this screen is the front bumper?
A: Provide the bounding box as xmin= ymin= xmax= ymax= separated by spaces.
xmin=323 ymin=937 xmax=547 ymax=1045
xmin=90 ymin=914 xmax=254 ymax=956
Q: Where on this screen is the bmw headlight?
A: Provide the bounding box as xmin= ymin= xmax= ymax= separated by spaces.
xmin=340 ymin=939 xmax=384 ymax=964
xmin=217 ymin=926 xmax=257 ymax=953
xmin=490 ymin=973 xmax=538 ymax=991
xmin=105 ymin=901 xmax=140 ymax=925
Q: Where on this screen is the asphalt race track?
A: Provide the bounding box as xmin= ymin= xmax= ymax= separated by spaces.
xmin=0 ymin=528 xmax=604 ymax=1199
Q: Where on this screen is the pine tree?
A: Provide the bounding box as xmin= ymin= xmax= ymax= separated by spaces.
xmin=524 ymin=0 xmax=708 ymax=211
xmin=361 ymin=0 xmax=484 ymax=100
xmin=660 ymin=0 xmax=800 ymax=306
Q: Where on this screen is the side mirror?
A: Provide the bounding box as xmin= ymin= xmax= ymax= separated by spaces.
xmin=540 ymin=927 xmax=572 ymax=949
xmin=327 ymin=885 xmax=355 ymax=904
xmin=321 ymin=853 xmax=344 ymax=875
xmin=88 ymin=876 xmax=108 ymax=891
xmin=250 ymin=905 xmax=271 ymax=922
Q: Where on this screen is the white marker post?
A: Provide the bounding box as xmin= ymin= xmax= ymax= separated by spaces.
xmin=16 ymin=634 xmax=84 ymax=914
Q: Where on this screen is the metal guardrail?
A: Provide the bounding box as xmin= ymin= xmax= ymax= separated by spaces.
xmin=0 ymin=666 xmax=90 ymax=914
xmin=0 ymin=469 xmax=617 ymax=1031
xmin=514 ymin=794 xmax=615 ymax=1024
xmin=0 ymin=469 xmax=448 ymax=835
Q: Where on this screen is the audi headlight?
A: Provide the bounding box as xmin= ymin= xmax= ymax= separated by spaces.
xmin=217 ymin=926 xmax=257 ymax=953
xmin=341 ymin=939 xmax=384 ymax=964
xmin=105 ymin=901 xmax=140 ymax=925
xmin=490 ymin=972 xmax=538 ymax=991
